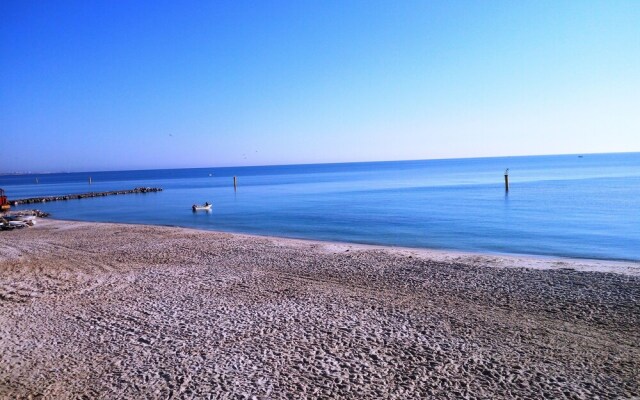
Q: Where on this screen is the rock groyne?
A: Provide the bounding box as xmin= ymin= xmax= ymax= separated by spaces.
xmin=10 ymin=187 xmax=163 ymax=205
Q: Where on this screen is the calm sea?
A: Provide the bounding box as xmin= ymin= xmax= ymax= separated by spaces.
xmin=2 ymin=153 xmax=639 ymax=261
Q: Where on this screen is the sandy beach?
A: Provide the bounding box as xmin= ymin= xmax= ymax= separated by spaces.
xmin=1 ymin=219 xmax=639 ymax=399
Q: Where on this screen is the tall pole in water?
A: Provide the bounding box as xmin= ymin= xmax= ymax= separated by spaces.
xmin=504 ymin=169 xmax=509 ymax=192
xmin=233 ymin=176 xmax=237 ymax=191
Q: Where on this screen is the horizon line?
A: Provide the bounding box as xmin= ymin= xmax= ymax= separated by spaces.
xmin=1 ymin=150 xmax=638 ymax=176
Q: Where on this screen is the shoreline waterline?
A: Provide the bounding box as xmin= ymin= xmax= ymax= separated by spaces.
xmin=41 ymin=218 xmax=640 ymax=276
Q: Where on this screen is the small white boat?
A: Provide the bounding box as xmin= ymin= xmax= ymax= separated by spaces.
xmin=192 ymin=203 xmax=212 ymax=211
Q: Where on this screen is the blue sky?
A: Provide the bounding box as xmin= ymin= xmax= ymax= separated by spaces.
xmin=1 ymin=1 xmax=639 ymax=172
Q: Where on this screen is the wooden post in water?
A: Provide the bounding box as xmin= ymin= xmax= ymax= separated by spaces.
xmin=233 ymin=176 xmax=237 ymax=191
xmin=504 ymin=169 xmax=509 ymax=192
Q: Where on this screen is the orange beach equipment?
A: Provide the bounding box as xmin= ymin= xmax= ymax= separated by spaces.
xmin=0 ymin=188 xmax=10 ymax=211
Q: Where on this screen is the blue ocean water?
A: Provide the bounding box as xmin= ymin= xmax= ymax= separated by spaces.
xmin=2 ymin=153 xmax=639 ymax=261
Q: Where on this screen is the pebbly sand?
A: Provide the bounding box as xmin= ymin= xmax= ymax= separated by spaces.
xmin=0 ymin=219 xmax=639 ymax=399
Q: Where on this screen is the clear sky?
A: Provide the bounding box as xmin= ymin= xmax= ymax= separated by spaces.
xmin=1 ymin=1 xmax=639 ymax=172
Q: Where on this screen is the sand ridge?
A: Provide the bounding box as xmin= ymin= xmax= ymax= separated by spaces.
xmin=1 ymin=219 xmax=639 ymax=398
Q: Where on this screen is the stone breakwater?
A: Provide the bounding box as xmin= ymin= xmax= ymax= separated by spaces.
xmin=0 ymin=220 xmax=638 ymax=399
xmin=10 ymin=187 xmax=162 ymax=205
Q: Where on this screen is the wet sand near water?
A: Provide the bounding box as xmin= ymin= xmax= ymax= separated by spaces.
xmin=1 ymin=219 xmax=639 ymax=398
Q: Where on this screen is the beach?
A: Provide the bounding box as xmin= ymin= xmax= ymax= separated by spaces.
xmin=1 ymin=219 xmax=639 ymax=398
